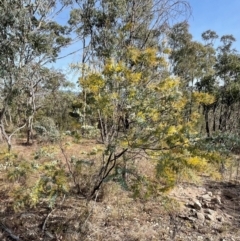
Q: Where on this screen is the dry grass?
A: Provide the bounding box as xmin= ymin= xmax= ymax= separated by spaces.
xmin=0 ymin=138 xmax=239 ymax=241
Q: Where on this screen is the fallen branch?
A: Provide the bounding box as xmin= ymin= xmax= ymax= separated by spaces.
xmin=42 ymin=194 xmax=66 ymax=232
xmin=0 ymin=222 xmax=21 ymax=241
xmin=42 ymin=209 xmax=55 ymax=232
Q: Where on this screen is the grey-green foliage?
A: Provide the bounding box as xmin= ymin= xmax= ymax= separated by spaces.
xmin=8 ymin=159 xmax=69 ymax=210
xmin=69 ymin=0 xmax=191 ymax=61
xmin=0 ymin=0 xmax=71 ymax=150
xmin=81 ymin=125 xmax=99 ymax=138
xmin=34 ymin=117 xmax=60 ymax=142
xmin=169 ymin=22 xmax=216 ymax=85
xmin=68 ymin=0 xmax=191 ymax=143
xmin=0 ymin=0 xmax=71 ymax=79
xmin=40 ymin=90 xmax=76 ymax=132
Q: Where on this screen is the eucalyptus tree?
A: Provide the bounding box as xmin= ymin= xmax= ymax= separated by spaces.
xmin=23 ymin=67 xmax=73 ymax=144
xmin=201 ymin=30 xmax=218 ymax=46
xmin=0 ymin=0 xmax=71 ymax=150
xmin=194 ymin=30 xmax=219 ymax=136
xmin=215 ymin=35 xmax=240 ymax=133
xmin=36 ymin=73 xmax=75 ymax=132
xmin=168 ymin=23 xmax=216 ymax=126
xmin=169 ymin=23 xmax=216 ymax=86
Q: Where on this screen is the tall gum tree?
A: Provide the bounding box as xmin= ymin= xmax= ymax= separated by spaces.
xmin=215 ymin=35 xmax=240 ymax=133
xmin=0 ymin=0 xmax=71 ymax=150
xmin=168 ymin=23 xmax=216 ymax=131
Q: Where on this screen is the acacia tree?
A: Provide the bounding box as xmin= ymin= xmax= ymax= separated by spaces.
xmin=66 ymin=1 xmax=220 ymax=198
xmin=77 ymin=45 xmax=216 ymax=198
xmin=0 ymin=0 xmax=71 ymax=150
xmin=69 ymin=0 xmax=191 ymax=136
xmin=69 ymin=0 xmax=191 ymax=59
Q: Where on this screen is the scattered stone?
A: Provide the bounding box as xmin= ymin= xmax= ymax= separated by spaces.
xmin=200 ymin=187 xmax=207 ymax=193
xmin=193 ymin=200 xmax=202 ymax=210
xmin=196 ymin=212 xmax=205 ymax=222
xmin=178 ymin=214 xmax=188 ymax=220
xmin=185 ymin=202 xmax=194 ymax=208
xmin=216 ymin=216 xmax=224 ymax=222
xmin=214 ymin=190 xmax=221 ymax=195
xmin=205 ymin=214 xmax=215 ymax=221
xmin=189 ymin=209 xmax=197 ymax=215
xmin=205 ymin=237 xmax=212 ymax=241
xmin=211 ymin=196 xmax=221 ymax=205
xmin=202 ymin=202 xmax=210 ymax=208
xmin=205 ymin=203 xmax=216 ymax=210
xmin=188 ymin=216 xmax=197 ymax=222
xmin=201 ymin=194 xmax=212 ymax=201
xmin=207 ymin=191 xmax=213 ymax=197
xmin=204 ymin=209 xmax=215 ymax=215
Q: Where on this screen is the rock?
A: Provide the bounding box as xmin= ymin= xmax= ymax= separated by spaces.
xmin=193 ymin=200 xmax=202 ymax=210
xmin=205 ymin=214 xmax=215 ymax=221
xmin=223 ymin=213 xmax=233 ymax=220
xmin=189 ymin=208 xmax=197 ymax=215
xmin=196 ymin=212 xmax=205 ymax=222
xmin=185 ymin=202 xmax=194 ymax=208
xmin=207 ymin=191 xmax=213 ymax=197
xmin=211 ymin=196 xmax=221 ymax=205
xmin=201 ymin=194 xmax=212 ymax=201
xmin=202 ymin=202 xmax=210 ymax=208
xmin=213 ymin=190 xmax=221 ymax=195
xmin=73 ymin=221 xmax=80 ymax=230
xmin=205 ymin=238 xmax=212 ymax=241
xmin=216 ymin=216 xmax=224 ymax=222
xmin=178 ymin=214 xmax=188 ymax=220
xmin=204 ymin=209 xmax=215 ymax=215
xmin=188 ymin=216 xmax=197 ymax=222
xmin=203 ymin=203 xmax=216 ymax=210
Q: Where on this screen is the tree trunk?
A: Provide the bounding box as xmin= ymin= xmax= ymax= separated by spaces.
xmin=26 ymin=116 xmax=33 ymax=145
xmin=212 ymin=104 xmax=216 ymax=132
xmin=204 ymin=105 xmax=210 ymax=137
xmin=0 ymin=128 xmax=3 ymax=143
xmin=0 ymin=122 xmax=12 ymax=152
xmin=219 ymin=105 xmax=223 ymax=131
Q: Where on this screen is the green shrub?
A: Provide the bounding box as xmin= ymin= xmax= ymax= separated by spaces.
xmin=34 ymin=117 xmax=60 ymax=142
xmin=8 ymin=159 xmax=69 ymax=211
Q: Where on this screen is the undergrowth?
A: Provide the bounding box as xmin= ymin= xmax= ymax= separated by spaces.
xmin=0 ymin=137 xmax=234 ymax=212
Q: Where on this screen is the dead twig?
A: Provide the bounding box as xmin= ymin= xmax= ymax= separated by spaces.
xmin=42 ymin=194 xmax=66 ymax=232
xmin=42 ymin=208 xmax=55 ymax=232
xmin=0 ymin=222 xmax=21 ymax=241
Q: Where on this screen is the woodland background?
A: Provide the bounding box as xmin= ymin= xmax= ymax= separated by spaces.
xmin=0 ymin=1 xmax=240 ymax=240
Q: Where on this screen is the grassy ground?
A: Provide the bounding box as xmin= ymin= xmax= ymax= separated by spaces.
xmin=0 ymin=137 xmax=239 ymax=241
